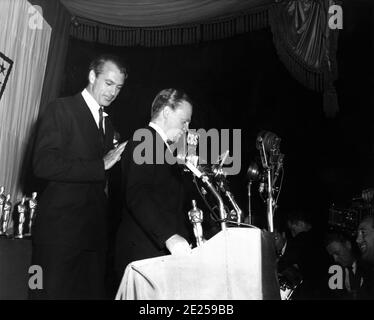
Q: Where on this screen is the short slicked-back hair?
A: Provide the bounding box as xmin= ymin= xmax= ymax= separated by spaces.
xmin=88 ymin=54 xmax=128 ymax=79
xmin=150 ymin=88 xmax=192 ymax=120
xmin=287 ymin=209 xmax=313 ymax=226
xmin=324 ymin=231 xmax=352 ymax=247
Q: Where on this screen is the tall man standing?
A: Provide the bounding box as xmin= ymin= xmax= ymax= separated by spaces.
xmin=30 ymin=54 xmax=127 ymax=299
xmin=115 ymin=88 xmax=193 ymax=282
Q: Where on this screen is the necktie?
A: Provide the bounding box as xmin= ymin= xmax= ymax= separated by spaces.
xmin=347 ymin=265 xmax=360 ymax=298
xmin=98 ymin=106 xmax=105 ymax=141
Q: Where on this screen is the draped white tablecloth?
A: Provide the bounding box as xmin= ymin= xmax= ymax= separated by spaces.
xmin=116 ymin=228 xmax=280 ymax=300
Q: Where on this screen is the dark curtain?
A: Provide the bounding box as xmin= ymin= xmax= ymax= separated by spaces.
xmin=269 ymin=0 xmax=340 ymax=118
xmin=22 ymin=0 xmax=70 ymax=194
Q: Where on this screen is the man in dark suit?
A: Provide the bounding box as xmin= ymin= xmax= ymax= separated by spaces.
xmin=115 ymin=88 xmax=193 ymax=283
xmin=325 ymin=231 xmax=363 ymax=299
xmin=356 ymin=214 xmax=374 ymax=299
xmin=278 ymin=210 xmax=330 ymax=299
xmin=30 ymin=54 xmax=128 ymax=299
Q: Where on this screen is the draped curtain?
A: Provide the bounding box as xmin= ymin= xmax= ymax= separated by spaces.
xmin=59 ymin=0 xmax=272 ymax=47
xmin=69 ymin=8 xmax=269 ymax=47
xmin=269 ymin=0 xmax=340 ymax=117
xmin=20 ymin=0 xmax=71 ymax=198
xmin=0 ymin=0 xmax=51 ymax=205
xmin=60 ymin=0 xmax=273 ymax=27
xmin=61 ymin=0 xmax=339 ymax=117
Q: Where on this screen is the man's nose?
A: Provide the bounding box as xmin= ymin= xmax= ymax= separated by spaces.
xmin=109 ymin=86 xmax=116 ymax=96
xmin=356 ymin=232 xmax=363 ymax=244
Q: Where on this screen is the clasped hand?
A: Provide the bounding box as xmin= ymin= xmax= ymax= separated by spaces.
xmin=103 ymin=141 xmax=127 ymax=170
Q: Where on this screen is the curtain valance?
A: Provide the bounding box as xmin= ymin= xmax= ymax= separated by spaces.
xmin=69 ymin=7 xmax=269 ymax=47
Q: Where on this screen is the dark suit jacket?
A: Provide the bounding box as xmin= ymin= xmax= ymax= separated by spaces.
xmin=32 ymin=93 xmax=114 ymax=250
xmin=278 ymin=230 xmax=331 ymax=299
xmin=115 ymin=126 xmax=191 ymax=273
xmin=358 ymin=264 xmax=374 ymax=299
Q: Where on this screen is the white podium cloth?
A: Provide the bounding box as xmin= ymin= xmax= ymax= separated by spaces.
xmin=116 ymin=228 xmax=280 ymax=300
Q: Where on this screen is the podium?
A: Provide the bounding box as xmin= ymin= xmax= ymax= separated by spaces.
xmin=116 ymin=228 xmax=280 ymax=300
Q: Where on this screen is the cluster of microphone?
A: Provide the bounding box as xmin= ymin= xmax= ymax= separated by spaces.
xmin=181 ymin=129 xmax=284 ymax=234
xmin=248 ymin=131 xmax=284 ymax=232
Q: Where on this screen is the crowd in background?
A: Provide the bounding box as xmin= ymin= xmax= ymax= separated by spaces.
xmin=273 ymin=193 xmax=374 ymax=300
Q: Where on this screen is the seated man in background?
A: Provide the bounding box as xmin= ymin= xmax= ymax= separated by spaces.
xmin=278 ymin=209 xmax=330 ymax=299
xmin=274 ymin=224 xmax=288 ymax=262
xmin=325 ymin=231 xmax=362 ymax=299
xmin=356 ymin=214 xmax=374 ymax=299
xmin=273 ymin=215 xmax=302 ymax=300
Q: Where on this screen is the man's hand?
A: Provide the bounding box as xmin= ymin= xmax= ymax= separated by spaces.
xmin=103 ymin=141 xmax=127 ymax=170
xmin=281 ymin=265 xmax=302 ymax=287
xmin=165 ymin=234 xmax=192 ymax=256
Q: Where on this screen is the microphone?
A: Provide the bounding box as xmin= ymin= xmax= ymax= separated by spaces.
xmin=247 ymin=162 xmax=260 ymax=181
xmin=184 ymin=160 xmax=203 ymax=178
xmin=185 ymin=131 xmax=199 ymax=167
xmin=256 ymin=131 xmax=281 ymax=153
xmin=274 ymin=154 xmax=284 ymax=178
xmin=259 ymin=180 xmax=265 ymax=193
xmin=256 ymin=134 xmax=266 ymax=168
xmin=256 ymin=135 xmax=263 ymax=150
xmin=212 ymin=150 xmax=229 ymax=178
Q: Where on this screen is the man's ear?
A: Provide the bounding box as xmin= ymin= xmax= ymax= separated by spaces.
xmin=162 ymin=106 xmax=171 ymax=119
xmin=297 ymin=221 xmax=304 ymax=229
xmin=88 ymin=70 xmax=96 ymax=84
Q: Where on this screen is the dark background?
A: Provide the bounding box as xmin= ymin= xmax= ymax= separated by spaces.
xmin=59 ymin=0 xmax=373 ymax=232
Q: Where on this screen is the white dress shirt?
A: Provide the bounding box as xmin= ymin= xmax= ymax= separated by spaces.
xmin=280 ymin=241 xmax=287 ymax=257
xmin=81 ymin=88 xmax=108 ymax=133
xmin=149 ymin=122 xmax=172 ymax=153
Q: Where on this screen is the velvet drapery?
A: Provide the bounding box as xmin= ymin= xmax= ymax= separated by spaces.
xmin=269 ymin=0 xmax=340 ymax=117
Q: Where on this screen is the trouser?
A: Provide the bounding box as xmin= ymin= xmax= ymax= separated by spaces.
xmin=29 ymin=244 xmax=106 ymax=300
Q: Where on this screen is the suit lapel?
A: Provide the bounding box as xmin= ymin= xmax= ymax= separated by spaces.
xmin=149 ymin=127 xmax=183 ymax=180
xmin=72 ymin=93 xmax=104 ymax=155
xmin=103 ymin=118 xmax=114 ymax=153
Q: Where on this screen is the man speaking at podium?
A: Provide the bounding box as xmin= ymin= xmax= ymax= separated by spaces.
xmin=115 ymin=89 xmax=193 ymax=284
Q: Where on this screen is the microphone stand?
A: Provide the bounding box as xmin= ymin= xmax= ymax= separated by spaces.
xmin=225 ymin=190 xmax=242 ymax=226
xmin=259 ymin=139 xmax=274 ymax=232
xmin=266 ymin=167 xmax=274 ymax=232
xmin=202 ymin=175 xmax=227 ymax=231
xmin=184 ymin=161 xmax=227 ymax=231
xmin=247 ymin=181 xmax=252 ymax=225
